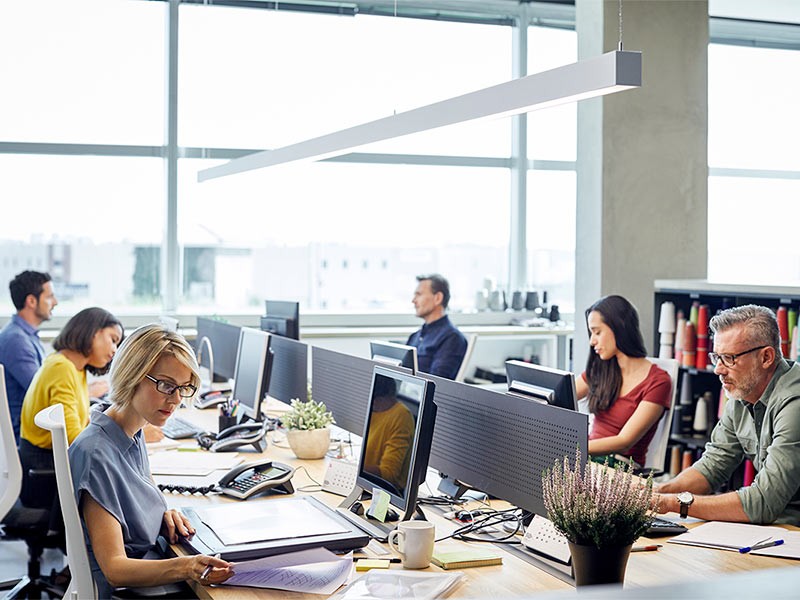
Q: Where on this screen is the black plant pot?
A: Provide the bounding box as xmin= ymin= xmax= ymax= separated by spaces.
xmin=568 ymin=542 xmax=632 ymax=587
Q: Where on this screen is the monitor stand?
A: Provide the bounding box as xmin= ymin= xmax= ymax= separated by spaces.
xmin=336 ymin=485 xmax=427 ymax=542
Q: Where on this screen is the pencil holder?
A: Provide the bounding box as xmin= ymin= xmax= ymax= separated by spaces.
xmin=218 ymin=415 xmax=238 ymax=432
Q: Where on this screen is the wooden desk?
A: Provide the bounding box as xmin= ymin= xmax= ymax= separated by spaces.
xmin=153 ymin=406 xmax=798 ymax=599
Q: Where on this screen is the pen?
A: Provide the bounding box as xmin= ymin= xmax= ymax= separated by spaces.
xmin=200 ymin=553 xmax=221 ymax=580
xmin=739 ymin=539 xmax=784 ymax=554
xmin=352 ymin=556 xmax=401 ymax=563
xmin=631 ymin=545 xmax=662 ymax=552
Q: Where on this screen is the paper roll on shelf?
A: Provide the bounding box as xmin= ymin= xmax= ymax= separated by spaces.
xmin=674 ymin=313 xmax=686 ymax=364
xmin=682 ymin=322 xmax=696 ymax=368
xmin=658 ymin=301 xmax=676 ymax=333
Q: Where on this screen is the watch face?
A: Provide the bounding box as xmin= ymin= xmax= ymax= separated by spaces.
xmin=677 ymin=492 xmax=693 ymax=504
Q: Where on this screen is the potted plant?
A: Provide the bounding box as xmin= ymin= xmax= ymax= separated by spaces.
xmin=282 ymin=387 xmax=336 ymax=459
xmin=542 ymin=449 xmax=656 ymax=587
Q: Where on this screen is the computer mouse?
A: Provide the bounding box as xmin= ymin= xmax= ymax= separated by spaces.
xmin=385 ymin=508 xmax=400 ymax=522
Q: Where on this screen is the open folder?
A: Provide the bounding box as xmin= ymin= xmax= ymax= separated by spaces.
xmin=668 ymin=521 xmax=787 ymax=552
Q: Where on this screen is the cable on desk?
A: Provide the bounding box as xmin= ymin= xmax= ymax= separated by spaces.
xmin=157 ymin=483 xmax=219 ymax=496
xmin=436 ymin=507 xmax=524 ymax=545
xmin=292 ymin=465 xmax=324 ymax=493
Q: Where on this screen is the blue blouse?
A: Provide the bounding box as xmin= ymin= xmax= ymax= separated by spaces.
xmin=69 ymin=410 xmax=167 ymax=597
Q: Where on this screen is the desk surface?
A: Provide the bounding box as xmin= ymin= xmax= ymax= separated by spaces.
xmin=153 ymin=405 xmax=798 ymax=599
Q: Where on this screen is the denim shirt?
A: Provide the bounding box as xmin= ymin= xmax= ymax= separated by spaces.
xmin=0 ymin=314 xmax=45 ymax=441
xmin=693 ymin=359 xmax=800 ymax=524
xmin=406 ymin=315 xmax=467 ymax=380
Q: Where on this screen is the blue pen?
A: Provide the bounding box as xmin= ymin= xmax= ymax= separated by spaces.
xmin=739 ymin=539 xmax=784 ymax=554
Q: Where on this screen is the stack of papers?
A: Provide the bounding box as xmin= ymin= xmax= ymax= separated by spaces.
xmin=668 ymin=521 xmax=787 ymax=552
xmin=329 ymin=571 xmax=465 ymax=600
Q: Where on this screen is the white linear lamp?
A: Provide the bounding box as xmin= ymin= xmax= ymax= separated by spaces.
xmin=198 ymin=50 xmax=641 ymax=182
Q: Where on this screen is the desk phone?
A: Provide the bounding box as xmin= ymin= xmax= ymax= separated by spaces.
xmin=522 ymin=514 xmax=571 ymax=565
xmin=197 ymin=419 xmax=270 ymax=453
xmin=218 ymin=460 xmax=295 ymax=500
xmin=193 ymin=389 xmax=232 ymax=410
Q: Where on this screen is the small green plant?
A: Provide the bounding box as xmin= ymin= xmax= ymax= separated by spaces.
xmin=282 ymin=393 xmax=335 ymax=431
xmin=542 ymin=448 xmax=656 ymax=548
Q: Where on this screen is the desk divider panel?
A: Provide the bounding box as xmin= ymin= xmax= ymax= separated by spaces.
xmin=310 ymin=347 xmax=376 ymax=435
xmin=267 ymin=336 xmax=309 ymax=404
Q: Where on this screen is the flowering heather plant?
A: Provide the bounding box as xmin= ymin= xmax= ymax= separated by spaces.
xmin=542 ymin=449 xmax=656 ymax=548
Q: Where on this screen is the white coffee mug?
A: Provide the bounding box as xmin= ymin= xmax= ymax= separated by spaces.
xmin=387 ymin=521 xmax=435 ymax=569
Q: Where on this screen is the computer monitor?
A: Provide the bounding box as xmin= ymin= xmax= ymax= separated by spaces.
xmin=425 ymin=374 xmax=588 ymax=518
xmin=231 ymin=328 xmax=274 ymax=422
xmin=505 ymin=360 xmax=578 ymax=411
xmin=267 ymin=336 xmax=309 ymax=404
xmin=369 ymin=341 xmax=418 ymax=374
xmin=196 ymin=317 xmax=242 ymax=382
xmin=260 ymin=300 xmax=300 ymax=340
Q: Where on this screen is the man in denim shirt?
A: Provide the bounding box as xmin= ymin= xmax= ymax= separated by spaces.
xmin=0 ymin=270 xmax=57 ymax=441
xmin=406 ymin=274 xmax=467 ymax=380
xmin=656 ymin=305 xmax=800 ymax=524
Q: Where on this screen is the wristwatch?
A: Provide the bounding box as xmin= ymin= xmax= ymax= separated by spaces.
xmin=677 ymin=491 xmax=694 ymax=519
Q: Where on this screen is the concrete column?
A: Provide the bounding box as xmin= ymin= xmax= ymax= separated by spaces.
xmin=574 ymin=0 xmax=708 ymax=370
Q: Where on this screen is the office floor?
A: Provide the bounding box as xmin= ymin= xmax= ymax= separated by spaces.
xmin=0 ymin=539 xmax=65 ymax=587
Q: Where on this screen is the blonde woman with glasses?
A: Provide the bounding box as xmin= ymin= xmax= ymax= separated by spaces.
xmin=68 ymin=324 xmax=233 ymax=597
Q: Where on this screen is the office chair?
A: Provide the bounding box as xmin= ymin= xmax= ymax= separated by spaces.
xmin=639 ymin=357 xmax=680 ymax=477
xmin=454 ymin=334 xmax=478 ymax=383
xmin=34 ymin=403 xmax=96 ymax=600
xmin=0 ymin=365 xmax=68 ymax=599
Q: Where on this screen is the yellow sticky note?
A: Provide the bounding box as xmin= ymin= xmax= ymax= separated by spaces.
xmin=366 ymin=487 xmax=391 ymax=522
xmin=355 ymin=559 xmax=391 ymax=572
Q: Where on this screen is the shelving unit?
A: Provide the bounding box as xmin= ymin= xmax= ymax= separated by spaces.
xmin=653 ymin=280 xmax=800 ymax=480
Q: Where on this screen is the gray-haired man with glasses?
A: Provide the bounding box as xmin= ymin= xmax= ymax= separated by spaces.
xmin=654 ymin=304 xmax=800 ymax=524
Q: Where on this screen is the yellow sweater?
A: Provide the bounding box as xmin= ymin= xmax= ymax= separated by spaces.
xmin=363 ymin=401 xmax=415 ymax=490
xmin=20 ymin=352 xmax=89 ymax=448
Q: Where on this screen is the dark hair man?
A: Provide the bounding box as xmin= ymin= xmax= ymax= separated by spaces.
xmin=406 ymin=274 xmax=467 ymax=380
xmin=0 ymin=270 xmax=57 ymax=441
xmin=655 ymin=305 xmax=800 ymax=525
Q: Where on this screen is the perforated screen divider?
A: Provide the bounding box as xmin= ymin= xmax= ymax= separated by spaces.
xmin=268 ymin=336 xmax=309 ymax=404
xmin=310 ymin=347 xmax=375 ymax=435
xmin=426 ymin=374 xmax=588 ymax=516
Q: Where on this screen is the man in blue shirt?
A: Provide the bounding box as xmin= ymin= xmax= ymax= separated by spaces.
xmin=406 ymin=274 xmax=467 ymax=380
xmin=0 ymin=270 xmax=58 ymax=441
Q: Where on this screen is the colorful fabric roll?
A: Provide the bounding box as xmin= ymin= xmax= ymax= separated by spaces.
xmin=777 ymin=306 xmax=789 ymax=358
xmin=695 ymin=304 xmax=709 ymax=370
xmin=689 ymin=302 xmax=699 ymax=327
xmin=682 ymin=322 xmax=696 ymax=368
xmin=674 ymin=312 xmax=686 ymax=364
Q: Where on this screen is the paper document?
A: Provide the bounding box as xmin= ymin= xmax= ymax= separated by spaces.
xmin=195 ymin=497 xmax=349 ymax=546
xmin=329 ymin=570 xmax=465 ymax=600
xmin=224 ymin=548 xmax=352 ymax=594
xmin=148 ymin=451 xmax=242 ymax=476
xmin=669 ymin=521 xmax=786 ymax=551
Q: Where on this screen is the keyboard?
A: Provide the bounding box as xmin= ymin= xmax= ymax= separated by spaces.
xmin=162 ymin=416 xmax=205 ymax=440
xmin=646 ymin=516 xmax=688 ymax=536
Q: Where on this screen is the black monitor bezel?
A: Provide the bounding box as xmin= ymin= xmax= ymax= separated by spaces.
xmin=355 ymin=366 xmax=436 ymax=514
xmin=231 ymin=328 xmax=273 ymax=422
xmin=369 ymin=340 xmax=418 ymax=374
xmin=195 ymin=317 xmax=241 ymax=381
xmin=505 ymin=360 xmax=578 ymax=412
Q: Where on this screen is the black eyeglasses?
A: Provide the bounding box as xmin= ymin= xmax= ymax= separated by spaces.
xmin=145 ymin=374 xmax=197 ymax=398
xmin=708 ymin=345 xmax=768 ymax=368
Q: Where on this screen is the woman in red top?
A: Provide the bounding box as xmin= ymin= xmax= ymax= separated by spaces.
xmin=575 ymin=295 xmax=671 ymax=467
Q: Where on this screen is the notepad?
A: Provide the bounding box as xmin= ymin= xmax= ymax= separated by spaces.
xmin=431 ymin=549 xmax=503 ymax=569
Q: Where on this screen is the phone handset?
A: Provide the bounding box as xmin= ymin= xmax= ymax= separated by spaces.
xmin=197 ymin=419 xmax=269 ymax=453
xmin=218 ymin=460 xmax=295 ymax=500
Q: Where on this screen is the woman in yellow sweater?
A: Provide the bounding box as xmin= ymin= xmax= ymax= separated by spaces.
xmin=19 ymin=307 xmax=123 ymax=509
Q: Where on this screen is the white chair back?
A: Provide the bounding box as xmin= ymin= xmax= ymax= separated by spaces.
xmin=34 ymin=404 xmax=96 ymax=600
xmin=454 ymin=334 xmax=478 ymax=383
xmin=0 ymin=364 xmax=23 ymax=521
xmin=644 ymin=357 xmax=680 ymax=473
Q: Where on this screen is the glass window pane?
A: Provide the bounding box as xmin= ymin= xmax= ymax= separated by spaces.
xmin=709 ymin=44 xmax=800 ymax=170
xmin=526 ymin=170 xmax=576 ymax=313
xmin=708 ymin=176 xmax=800 ymax=283
xmin=179 ymin=6 xmax=509 ymax=156
xmin=0 ymin=155 xmax=163 ymax=316
xmin=179 ymin=160 xmax=509 ymax=313
xmin=0 ymin=0 xmax=165 ymax=145
xmin=527 ymin=26 xmax=578 ymax=161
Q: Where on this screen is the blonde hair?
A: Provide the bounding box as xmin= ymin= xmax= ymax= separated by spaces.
xmin=109 ymin=324 xmax=200 ymax=408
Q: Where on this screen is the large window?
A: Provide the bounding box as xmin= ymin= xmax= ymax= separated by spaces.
xmin=707 ymin=43 xmax=800 ymax=283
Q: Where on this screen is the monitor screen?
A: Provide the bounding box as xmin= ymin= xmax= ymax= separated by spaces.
xmin=369 ymin=341 xmax=418 ymax=374
xmin=505 ymin=360 xmax=578 ymax=411
xmin=231 ymin=328 xmax=274 ymax=422
xmin=196 ymin=317 xmax=241 ymax=381
xmin=261 ymin=300 xmax=300 ymax=340
xmin=356 ymin=366 xmax=436 ymax=514
xmin=268 ymin=336 xmax=309 ymax=404
xmin=425 ymin=373 xmax=588 ymax=516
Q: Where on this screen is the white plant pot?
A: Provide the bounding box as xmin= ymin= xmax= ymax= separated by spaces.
xmin=286 ymin=427 xmax=331 ymax=459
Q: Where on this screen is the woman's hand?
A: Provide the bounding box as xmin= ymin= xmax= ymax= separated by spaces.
xmin=187 ymin=554 xmax=234 ymax=586
xmin=161 ymin=509 xmax=195 ymax=544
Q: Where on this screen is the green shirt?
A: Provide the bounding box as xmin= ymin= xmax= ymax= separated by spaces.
xmin=693 ymin=359 xmax=800 ymax=524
